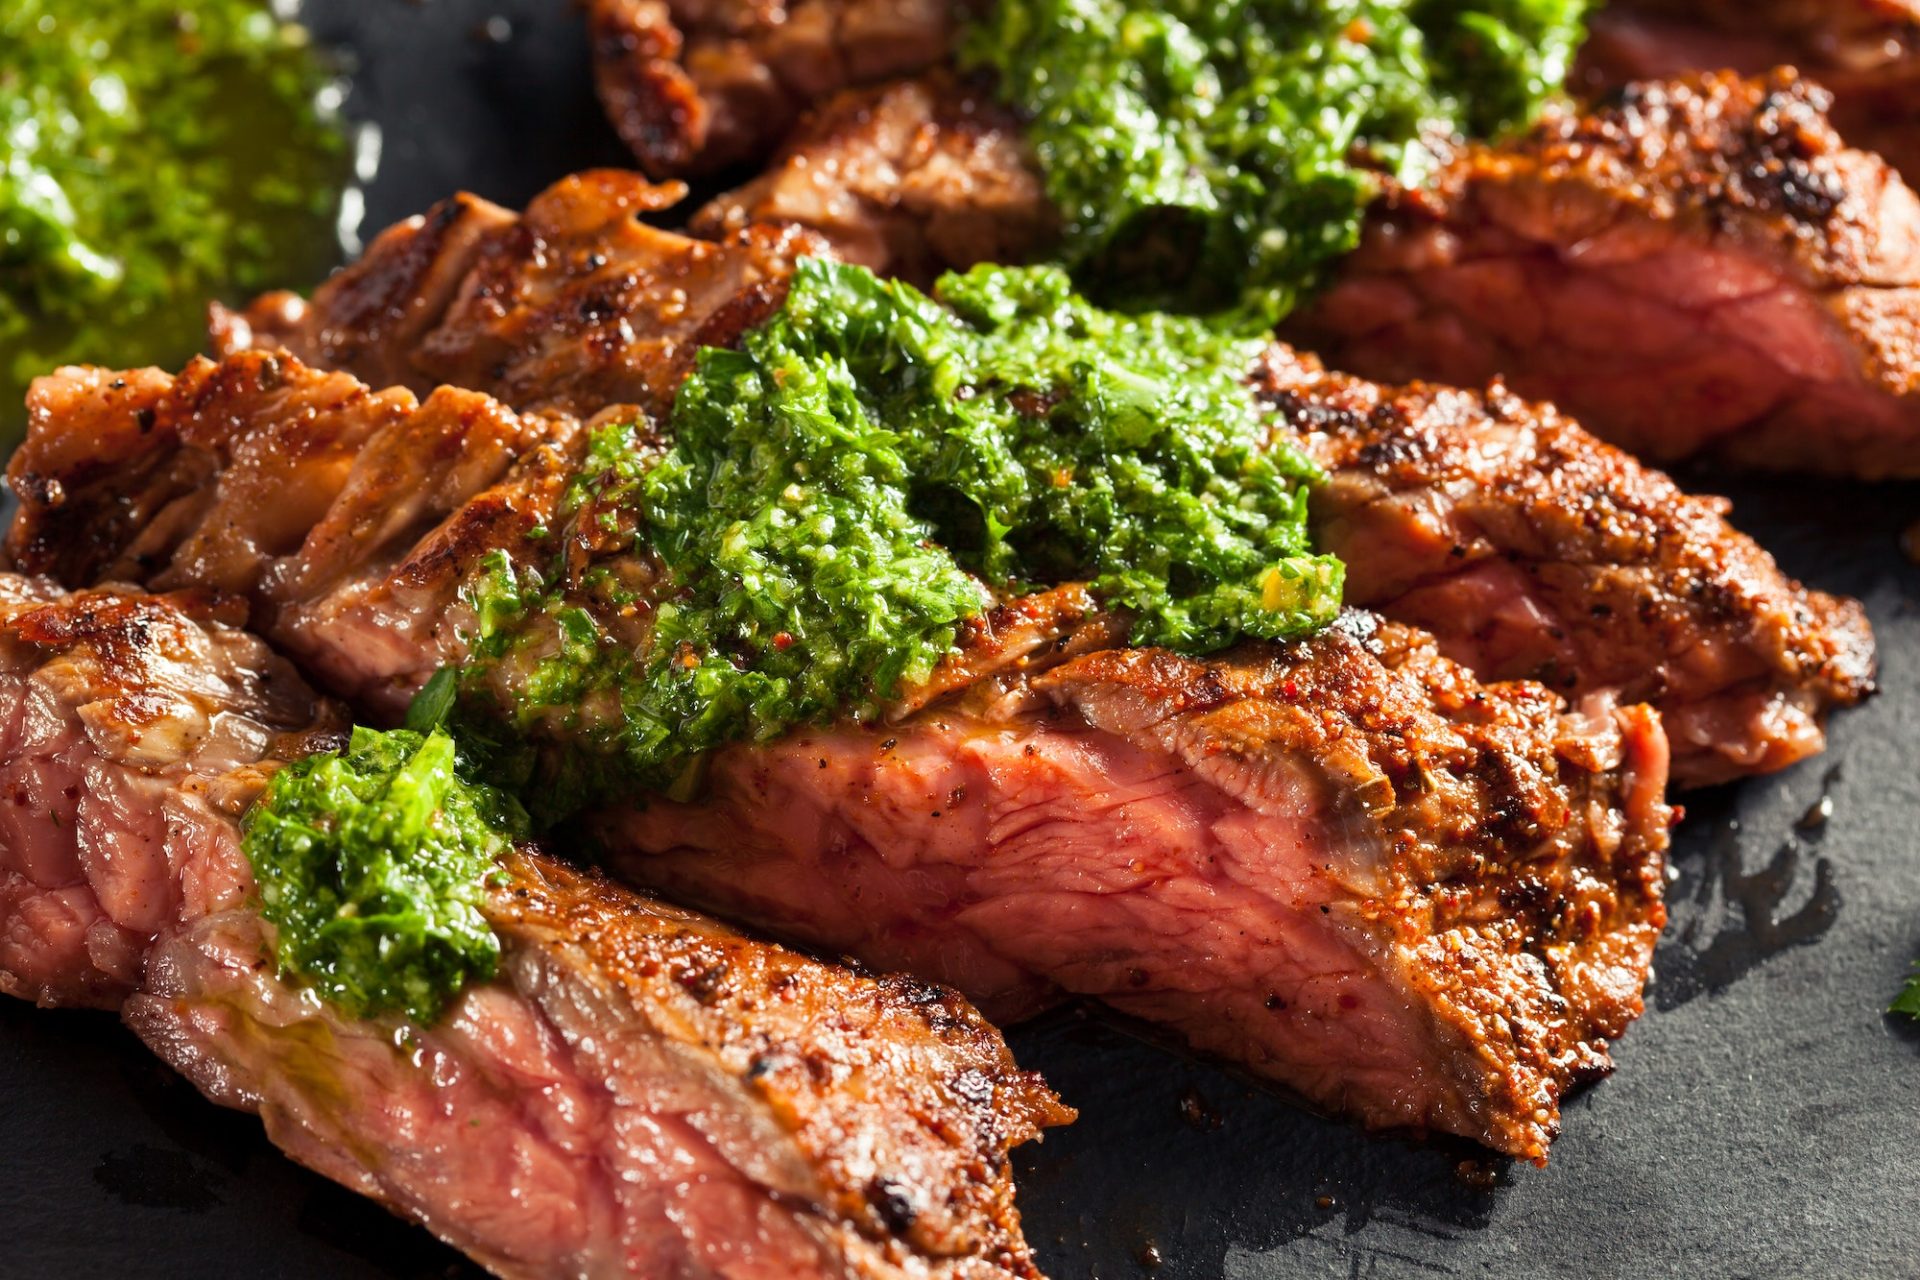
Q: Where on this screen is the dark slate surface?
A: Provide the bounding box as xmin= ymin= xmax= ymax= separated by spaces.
xmin=6 ymin=3 xmax=1920 ymax=1276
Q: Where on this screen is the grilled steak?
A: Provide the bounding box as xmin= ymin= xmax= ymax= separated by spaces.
xmin=691 ymin=73 xmax=1055 ymax=285
xmin=193 ymin=205 xmax=1877 ymax=789
xmin=585 ymin=0 xmax=955 ymax=177
xmin=1291 ymin=70 xmax=1920 ymax=478
xmin=1577 ymin=0 xmax=1920 ymax=181
xmin=210 ymin=169 xmax=824 ymax=420
xmin=4 ymin=355 xmax=1672 ymax=1159
xmin=1251 ymin=346 xmax=1876 ymax=788
xmin=0 ymin=574 xmax=1067 ymax=1278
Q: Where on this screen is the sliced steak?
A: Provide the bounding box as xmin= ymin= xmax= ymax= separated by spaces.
xmin=211 ymin=169 xmax=824 ymax=420
xmin=586 ymin=0 xmax=956 ymax=177
xmin=1291 ymin=70 xmax=1920 ymax=478
xmin=1253 ymin=345 xmax=1877 ymax=788
xmin=4 ymin=360 xmax=1673 ymax=1159
xmin=1577 ymin=0 xmax=1920 ymax=181
xmin=13 ymin=340 xmax=1872 ymax=788
xmin=691 ymin=73 xmax=1056 ymax=285
xmin=0 ymin=575 xmax=1067 ymax=1278
xmin=600 ymin=615 xmax=1672 ymax=1163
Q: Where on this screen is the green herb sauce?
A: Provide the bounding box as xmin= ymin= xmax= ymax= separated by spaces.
xmin=242 ymin=727 xmax=528 ymax=1025
xmin=961 ymin=0 xmax=1591 ymax=318
xmin=1 ymin=0 xmax=348 ymax=448
xmin=441 ymin=260 xmax=1342 ymax=810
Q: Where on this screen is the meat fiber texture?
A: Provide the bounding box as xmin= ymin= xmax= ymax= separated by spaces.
xmin=3 ymin=354 xmax=1679 ymax=1161
xmin=0 ymin=574 xmax=1066 ymax=1279
xmin=1291 ymin=70 xmax=1920 ymax=478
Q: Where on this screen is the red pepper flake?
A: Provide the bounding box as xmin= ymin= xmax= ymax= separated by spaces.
xmin=771 ymin=631 xmax=795 ymax=651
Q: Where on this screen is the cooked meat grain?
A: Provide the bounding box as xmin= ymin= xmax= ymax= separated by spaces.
xmin=4 ymin=357 xmax=1673 ymax=1159
xmin=585 ymin=0 xmax=956 ymax=177
xmin=1577 ymin=0 xmax=1920 ymax=181
xmin=0 ymin=574 xmax=1066 ymax=1279
xmin=1291 ymin=71 xmax=1920 ymax=478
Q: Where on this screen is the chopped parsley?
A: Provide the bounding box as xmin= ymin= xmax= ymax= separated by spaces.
xmin=241 ymin=727 xmax=527 ymax=1025
xmin=438 ymin=259 xmax=1341 ymax=810
xmin=961 ymin=0 xmax=1591 ymax=318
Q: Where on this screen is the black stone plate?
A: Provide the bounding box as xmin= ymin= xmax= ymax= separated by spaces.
xmin=6 ymin=3 xmax=1920 ymax=1276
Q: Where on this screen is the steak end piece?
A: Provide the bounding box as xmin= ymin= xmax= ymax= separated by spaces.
xmin=1290 ymin=69 xmax=1920 ymax=479
xmin=598 ymin=614 xmax=1674 ymax=1163
xmin=586 ymin=0 xmax=957 ymax=178
xmin=1254 ymin=344 xmax=1877 ymax=789
xmin=210 ymin=168 xmax=826 ymax=421
xmin=692 ymin=72 xmax=1058 ymax=285
xmin=0 ymin=574 xmax=1069 ymax=1278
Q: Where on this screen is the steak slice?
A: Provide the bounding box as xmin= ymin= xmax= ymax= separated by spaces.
xmin=601 ymin=615 xmax=1672 ymax=1163
xmin=3 ymin=359 xmax=1673 ymax=1159
xmin=14 ymin=340 xmax=1871 ymax=788
xmin=211 ymin=169 xmax=824 ymax=420
xmin=1252 ymin=345 xmax=1877 ymax=788
xmin=691 ymin=73 xmax=1056 ymax=285
xmin=1291 ymin=70 xmax=1920 ymax=478
xmin=1576 ymin=0 xmax=1920 ymax=181
xmin=585 ymin=0 xmax=955 ymax=177
xmin=0 ymin=575 xmax=1067 ymax=1278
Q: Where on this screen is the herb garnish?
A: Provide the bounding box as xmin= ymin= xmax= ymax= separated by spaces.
xmin=439 ymin=260 xmax=1341 ymax=809
xmin=242 ymin=727 xmax=527 ymax=1024
xmin=961 ymin=0 xmax=1591 ymax=318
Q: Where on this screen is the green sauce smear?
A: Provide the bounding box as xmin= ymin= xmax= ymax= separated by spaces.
xmin=1 ymin=0 xmax=348 ymax=448
xmin=442 ymin=259 xmax=1342 ymax=810
xmin=961 ymin=0 xmax=1590 ymax=318
xmin=242 ymin=727 xmax=528 ymax=1025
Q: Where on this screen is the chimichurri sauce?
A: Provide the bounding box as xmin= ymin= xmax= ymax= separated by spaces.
xmin=962 ymin=0 xmax=1591 ymax=320
xmin=434 ymin=261 xmax=1344 ymax=815
xmin=243 ymin=727 xmax=527 ymax=1026
xmin=1 ymin=0 xmax=348 ymax=449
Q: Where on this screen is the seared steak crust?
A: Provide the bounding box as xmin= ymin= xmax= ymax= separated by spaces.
xmin=692 ymin=73 xmax=1056 ymax=284
xmin=1254 ymin=345 xmax=1877 ymax=788
xmin=212 ymin=170 xmax=823 ymax=420
xmin=1293 ymin=70 xmax=1920 ymax=477
xmin=604 ymin=615 xmax=1671 ymax=1162
xmin=0 ymin=576 xmax=1067 ymax=1278
xmin=586 ymin=0 xmax=956 ymax=177
xmin=1578 ymin=0 xmax=1920 ymax=181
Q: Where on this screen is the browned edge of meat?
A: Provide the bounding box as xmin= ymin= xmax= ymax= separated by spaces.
xmin=0 ymin=575 xmax=1069 ymax=1278
xmin=3 ymin=352 xmax=595 ymax=717
xmin=1290 ymin=70 xmax=1920 ymax=478
xmin=1577 ymin=0 xmax=1920 ymax=180
xmin=692 ymin=72 xmax=1057 ymax=285
xmin=210 ymin=169 xmax=827 ymax=421
xmin=586 ymin=0 xmax=957 ymax=178
xmin=1252 ymin=344 xmax=1877 ymax=788
xmin=3 ymin=357 xmax=1673 ymax=1160
xmin=601 ymin=612 xmax=1672 ymax=1163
